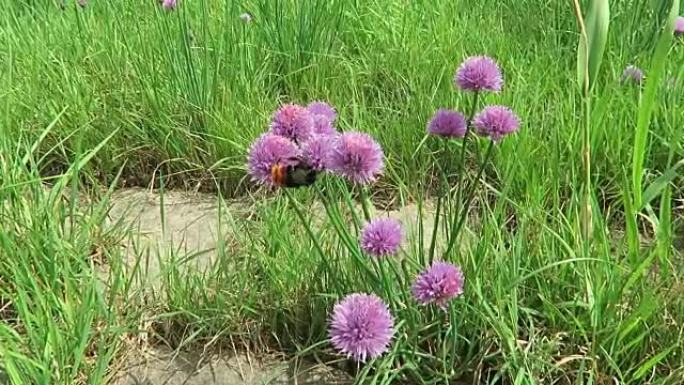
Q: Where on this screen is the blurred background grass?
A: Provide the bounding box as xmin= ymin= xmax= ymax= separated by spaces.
xmin=1 ymin=0 xmax=681 ymax=196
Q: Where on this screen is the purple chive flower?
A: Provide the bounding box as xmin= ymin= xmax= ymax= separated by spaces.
xmin=427 ymin=109 xmax=467 ymax=138
xmin=674 ymin=16 xmax=684 ymax=36
xmin=473 ymin=105 xmax=520 ymax=141
xmin=162 ymin=0 xmax=177 ymax=10
xmin=269 ymin=104 xmax=315 ymax=143
xmin=308 ymin=101 xmax=337 ymax=135
xmin=329 ymin=293 xmax=395 ymax=362
xmin=77 ymin=0 xmax=87 ymax=7
xmin=412 ymin=261 xmax=464 ymax=308
xmin=360 ymin=218 xmax=403 ymax=257
xmin=301 ymin=134 xmax=336 ymax=171
xmin=621 ymin=65 xmax=644 ymax=85
xmin=328 ymin=132 xmax=384 ymax=185
xmin=312 ymin=115 xmax=336 ymax=135
xmin=455 ymin=56 xmax=503 ymax=92
xmin=247 ymin=133 xmax=299 ymax=186
xmin=307 ymin=101 xmax=337 ymax=122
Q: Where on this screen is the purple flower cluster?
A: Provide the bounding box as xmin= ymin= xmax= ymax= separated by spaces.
xmin=327 ymin=132 xmax=384 ymax=185
xmin=412 ymin=261 xmax=464 ymax=308
xmin=428 ymin=55 xmax=520 ymax=142
xmin=247 ymin=133 xmax=299 ymax=187
xmin=308 ymin=101 xmax=337 ymax=136
xmin=246 ymin=101 xmax=385 ymax=187
xmin=329 ymin=293 xmax=395 ymax=362
xmin=270 ymin=104 xmax=315 ymax=143
xmin=325 ymin=212 xmax=468 ymax=360
xmin=327 ymin=259 xmax=466 ymax=361
xmin=455 ymin=56 xmax=503 ymax=93
xmin=308 ymin=101 xmax=338 ymax=122
xmin=300 ymin=134 xmax=335 ymax=172
xmin=473 ymin=105 xmax=520 ymax=141
xmin=427 ymin=109 xmax=467 ymax=138
xmin=360 ymin=218 xmax=403 ymax=257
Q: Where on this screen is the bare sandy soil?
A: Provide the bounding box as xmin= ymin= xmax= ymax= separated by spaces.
xmin=114 ymin=345 xmax=351 ymax=385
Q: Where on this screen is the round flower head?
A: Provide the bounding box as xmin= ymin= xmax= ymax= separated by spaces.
xmin=455 ymin=56 xmax=503 ymax=92
xmin=269 ymin=104 xmax=314 ymax=143
xmin=328 ymin=132 xmax=384 ymax=185
xmin=473 ymin=105 xmax=520 ymax=141
xmin=621 ymin=65 xmax=644 ymax=86
xmin=360 ymin=218 xmax=403 ymax=257
xmin=427 ymin=109 xmax=467 ymax=138
xmin=412 ymin=261 xmax=464 ymax=308
xmin=674 ymin=16 xmax=684 ymax=36
xmin=328 ymin=293 xmax=395 ymax=362
xmin=301 ymin=134 xmax=336 ymax=171
xmin=162 ymin=0 xmax=177 ymax=10
xmin=247 ymin=133 xmax=299 ymax=186
xmin=312 ymin=114 xmax=336 ymax=136
xmin=307 ymin=101 xmax=337 ymax=122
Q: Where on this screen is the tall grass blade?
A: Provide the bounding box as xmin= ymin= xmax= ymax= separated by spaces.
xmin=20 ymin=107 xmax=66 ymax=166
xmin=632 ymin=345 xmax=676 ymax=381
xmin=656 ymin=185 xmax=672 ymax=273
xmin=640 ymin=158 xmax=683 ymax=210
xmin=632 ymin=0 xmax=679 ymax=208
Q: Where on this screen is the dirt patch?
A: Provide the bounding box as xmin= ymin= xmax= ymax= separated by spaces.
xmin=113 ymin=346 xmax=351 ymax=385
xmin=104 ymin=188 xmax=251 ymax=283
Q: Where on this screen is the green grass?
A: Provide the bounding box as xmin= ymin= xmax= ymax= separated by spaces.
xmin=1 ymin=0 xmax=683 ymax=384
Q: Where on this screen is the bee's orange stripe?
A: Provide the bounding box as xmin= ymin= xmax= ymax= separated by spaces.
xmin=271 ymin=164 xmax=285 ymax=186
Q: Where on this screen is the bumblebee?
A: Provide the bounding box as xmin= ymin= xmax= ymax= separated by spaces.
xmin=271 ymin=159 xmax=318 ymax=188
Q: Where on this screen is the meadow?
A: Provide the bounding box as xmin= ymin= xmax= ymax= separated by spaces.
xmin=1 ymin=0 xmax=683 ymax=384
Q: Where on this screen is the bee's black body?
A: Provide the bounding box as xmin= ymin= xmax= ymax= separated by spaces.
xmin=282 ymin=164 xmax=318 ymax=188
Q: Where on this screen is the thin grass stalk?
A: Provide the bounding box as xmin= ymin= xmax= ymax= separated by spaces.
xmin=444 ymin=140 xmax=495 ymax=259
xmin=444 ymin=91 xmax=480 ymax=248
xmin=359 ymin=186 xmax=373 ymax=221
xmin=453 ymin=91 xmax=481 ymax=209
xmin=573 ymin=0 xmax=592 ymax=250
xmin=428 ymin=140 xmax=449 ymax=263
xmin=282 ymin=188 xmax=332 ymax=284
xmin=313 ymin=185 xmax=381 ymax=289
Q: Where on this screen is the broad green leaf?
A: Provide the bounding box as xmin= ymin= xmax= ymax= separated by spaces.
xmin=640 ymin=158 xmax=684 ymax=210
xmin=577 ymin=0 xmax=610 ymax=92
xmin=632 ymin=345 xmax=676 ymax=381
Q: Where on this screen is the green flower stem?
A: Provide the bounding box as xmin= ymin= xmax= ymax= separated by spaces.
xmin=359 ymin=186 xmax=374 ymax=222
xmin=443 ymin=91 xmax=480 ymax=257
xmin=444 ymin=139 xmax=495 ymax=259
